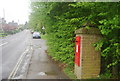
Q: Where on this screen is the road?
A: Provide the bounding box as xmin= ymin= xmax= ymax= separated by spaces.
xmin=1 ymin=30 xmax=32 ymax=79
xmin=1 ymin=30 xmax=68 ymax=79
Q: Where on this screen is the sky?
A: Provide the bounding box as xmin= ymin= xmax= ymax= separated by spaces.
xmin=0 ymin=0 xmax=30 ymax=24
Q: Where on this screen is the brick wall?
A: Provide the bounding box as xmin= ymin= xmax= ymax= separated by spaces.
xmin=74 ymin=28 xmax=102 ymax=79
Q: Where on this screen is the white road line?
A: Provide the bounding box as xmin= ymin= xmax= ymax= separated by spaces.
xmin=0 ymin=42 xmax=8 ymax=47
xmin=8 ymin=48 xmax=29 ymax=79
xmin=12 ymin=49 xmax=29 ymax=78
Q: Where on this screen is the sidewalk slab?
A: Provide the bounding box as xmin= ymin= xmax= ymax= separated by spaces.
xmin=26 ymin=39 xmax=68 ymax=79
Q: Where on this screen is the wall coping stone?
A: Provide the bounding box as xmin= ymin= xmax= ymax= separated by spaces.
xmin=75 ymin=27 xmax=101 ymax=35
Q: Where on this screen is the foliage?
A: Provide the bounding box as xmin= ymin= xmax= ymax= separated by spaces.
xmin=63 ymin=67 xmax=76 ymax=79
xmin=98 ymin=70 xmax=112 ymax=79
xmin=0 ymin=33 xmax=7 ymax=37
xmin=29 ymin=2 xmax=120 ymax=78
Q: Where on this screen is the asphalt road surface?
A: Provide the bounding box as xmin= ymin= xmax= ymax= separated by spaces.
xmin=1 ymin=29 xmax=69 ymax=80
xmin=1 ymin=30 xmax=32 ymax=79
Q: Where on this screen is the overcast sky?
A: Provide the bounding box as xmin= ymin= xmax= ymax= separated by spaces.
xmin=0 ymin=0 xmax=30 ymax=24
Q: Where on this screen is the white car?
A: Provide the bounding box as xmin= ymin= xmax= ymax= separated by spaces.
xmin=32 ymin=32 xmax=41 ymax=39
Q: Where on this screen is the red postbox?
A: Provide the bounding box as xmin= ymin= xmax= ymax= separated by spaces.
xmin=75 ymin=36 xmax=81 ymax=66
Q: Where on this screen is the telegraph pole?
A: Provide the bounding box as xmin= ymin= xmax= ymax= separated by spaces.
xmin=3 ymin=8 xmax=5 ymax=19
xmin=1 ymin=8 xmax=5 ymax=32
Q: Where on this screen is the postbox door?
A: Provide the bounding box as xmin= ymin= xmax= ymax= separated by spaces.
xmin=75 ymin=36 xmax=81 ymax=66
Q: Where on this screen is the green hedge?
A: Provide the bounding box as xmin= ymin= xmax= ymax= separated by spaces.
xmin=29 ymin=2 xmax=120 ymax=78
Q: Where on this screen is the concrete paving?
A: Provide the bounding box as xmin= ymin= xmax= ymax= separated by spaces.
xmin=26 ymin=39 xmax=69 ymax=79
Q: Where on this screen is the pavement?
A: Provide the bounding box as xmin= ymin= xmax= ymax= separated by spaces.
xmin=26 ymin=38 xmax=69 ymax=79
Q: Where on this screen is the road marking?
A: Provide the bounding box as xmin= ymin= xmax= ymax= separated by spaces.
xmin=0 ymin=42 xmax=8 ymax=47
xmin=8 ymin=47 xmax=29 ymax=79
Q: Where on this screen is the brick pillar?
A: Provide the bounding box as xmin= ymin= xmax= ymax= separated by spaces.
xmin=74 ymin=27 xmax=102 ymax=79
